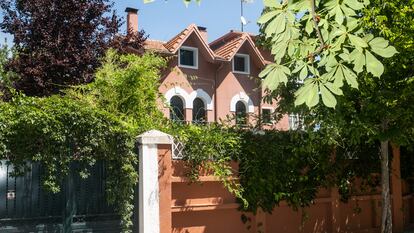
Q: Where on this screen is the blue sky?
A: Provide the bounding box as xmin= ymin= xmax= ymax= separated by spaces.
xmin=0 ymin=0 xmax=264 ymax=45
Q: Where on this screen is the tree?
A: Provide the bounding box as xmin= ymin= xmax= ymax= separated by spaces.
xmin=257 ymin=0 xmax=397 ymax=108
xmin=0 ymin=42 xmax=17 ymax=99
xmin=0 ymin=0 xmax=146 ymax=96
xmin=270 ymin=1 xmax=414 ymax=232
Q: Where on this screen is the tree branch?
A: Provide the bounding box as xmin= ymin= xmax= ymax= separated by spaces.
xmin=309 ymin=0 xmax=326 ymax=58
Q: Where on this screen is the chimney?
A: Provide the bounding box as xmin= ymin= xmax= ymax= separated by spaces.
xmin=125 ymin=7 xmax=139 ymax=34
xmin=197 ymin=26 xmax=208 ymax=43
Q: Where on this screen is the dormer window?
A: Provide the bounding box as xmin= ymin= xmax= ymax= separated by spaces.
xmin=232 ymin=54 xmax=250 ymax=74
xmin=179 ymin=46 xmax=198 ymax=69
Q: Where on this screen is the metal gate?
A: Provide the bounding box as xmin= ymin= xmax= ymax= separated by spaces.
xmin=0 ymin=161 xmax=125 ymax=232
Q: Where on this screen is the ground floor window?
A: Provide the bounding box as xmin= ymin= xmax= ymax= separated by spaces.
xmin=235 ymin=101 xmax=247 ymax=125
xmin=192 ymin=97 xmax=206 ymax=123
xmin=170 ymin=96 xmax=185 ymax=122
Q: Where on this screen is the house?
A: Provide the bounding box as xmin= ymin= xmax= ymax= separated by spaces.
xmin=125 ymin=8 xmax=290 ymax=130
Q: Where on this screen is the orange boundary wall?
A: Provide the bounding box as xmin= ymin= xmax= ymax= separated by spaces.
xmin=140 ymin=131 xmax=413 ymax=233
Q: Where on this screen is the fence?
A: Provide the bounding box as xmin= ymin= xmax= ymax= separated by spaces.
xmin=0 ymin=161 xmax=122 ymax=233
xmin=137 ymin=130 xmax=414 ymax=233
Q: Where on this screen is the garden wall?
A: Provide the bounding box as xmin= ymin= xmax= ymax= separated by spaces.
xmin=137 ymin=130 xmax=413 ymax=233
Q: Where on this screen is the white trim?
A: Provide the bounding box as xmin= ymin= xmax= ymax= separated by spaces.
xmin=139 ymin=144 xmax=160 ymax=233
xmin=178 ymin=46 xmax=198 ymax=70
xmin=232 ymin=53 xmax=250 ymax=75
xmin=137 ymin=130 xmax=174 ymax=145
xmin=230 ymin=92 xmax=254 ymax=113
xmin=137 ymin=130 xmax=173 ymax=233
xmin=189 ymin=89 xmax=213 ymax=110
xmin=164 ymin=86 xmax=192 ymax=109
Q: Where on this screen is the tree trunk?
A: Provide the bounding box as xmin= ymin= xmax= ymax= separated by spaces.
xmin=380 ymin=140 xmax=393 ymax=233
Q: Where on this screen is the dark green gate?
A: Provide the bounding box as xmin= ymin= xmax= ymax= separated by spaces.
xmin=0 ymin=161 xmax=126 ymax=232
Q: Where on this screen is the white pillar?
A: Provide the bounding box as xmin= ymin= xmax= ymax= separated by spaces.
xmin=137 ymin=130 xmax=173 ymax=233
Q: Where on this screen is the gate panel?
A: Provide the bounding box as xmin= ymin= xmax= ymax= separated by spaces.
xmin=0 ymin=161 xmax=126 ymax=233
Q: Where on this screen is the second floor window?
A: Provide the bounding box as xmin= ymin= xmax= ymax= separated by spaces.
xmin=170 ymin=96 xmax=185 ymax=122
xmin=179 ymin=46 xmax=198 ymax=69
xmin=262 ymin=108 xmax=272 ymax=124
xmin=235 ymin=101 xmax=247 ymax=125
xmin=192 ymin=97 xmax=206 ymax=123
xmin=233 ymin=54 xmax=250 ymax=74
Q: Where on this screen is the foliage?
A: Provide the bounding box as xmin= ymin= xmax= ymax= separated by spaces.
xmin=257 ymin=0 xmax=397 ymax=108
xmin=167 ymin=123 xmax=246 ymax=205
xmin=263 ymin=1 xmax=413 ymax=232
xmin=0 ymin=50 xmax=167 ymax=233
xmin=67 ymin=49 xmax=166 ymax=135
xmin=0 ymin=0 xmax=146 ymax=96
xmin=0 ymin=43 xmax=17 ymax=99
xmin=237 ymin=129 xmax=380 ymax=213
xmin=0 ymin=95 xmax=137 ymax=232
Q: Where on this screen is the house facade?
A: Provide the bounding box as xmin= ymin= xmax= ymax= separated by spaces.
xmin=126 ymin=8 xmax=289 ymax=129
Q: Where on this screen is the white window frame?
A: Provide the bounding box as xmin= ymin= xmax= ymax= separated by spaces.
xmin=232 ymin=53 xmax=250 ymax=74
xmin=261 ymin=107 xmax=274 ymax=125
xmin=289 ymin=113 xmax=303 ymax=130
xmin=178 ymin=46 xmax=198 ymax=70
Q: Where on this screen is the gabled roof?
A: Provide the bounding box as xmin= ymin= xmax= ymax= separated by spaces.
xmin=143 ymin=39 xmax=171 ymax=54
xmin=211 ymin=32 xmax=267 ymax=67
xmin=163 ymin=24 xmax=216 ymax=61
xmin=142 ymin=25 xmax=271 ymax=66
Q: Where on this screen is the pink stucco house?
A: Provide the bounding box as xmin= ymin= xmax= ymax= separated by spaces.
xmin=126 ymin=8 xmax=290 ymax=129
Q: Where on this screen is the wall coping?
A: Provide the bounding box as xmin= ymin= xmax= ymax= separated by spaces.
xmin=137 ymin=130 xmax=173 ymax=145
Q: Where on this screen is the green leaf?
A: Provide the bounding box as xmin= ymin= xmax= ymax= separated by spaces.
xmin=299 ymin=66 xmax=308 ymax=80
xmin=294 ymin=80 xmax=314 ymax=106
xmin=305 ymin=19 xmax=313 ymax=35
xmin=371 ymin=46 xmax=398 ymax=58
xmin=259 ymin=64 xmax=274 ymax=78
xmin=365 ymin=50 xmax=384 ymax=77
xmin=334 ymin=6 xmax=344 ymax=25
xmin=368 ymin=37 xmax=389 ymax=48
xmin=346 ymin=17 xmax=359 ymax=31
xmin=342 ymin=65 xmax=359 ymax=88
xmin=275 ymin=14 xmax=287 ymax=35
xmin=324 ymin=82 xmax=343 ymax=95
xmin=263 ymin=0 xmax=281 ymax=8
xmin=262 ymin=65 xmax=290 ymax=90
xmin=344 ymin=0 xmax=365 ymax=10
xmin=348 ymin=34 xmax=368 ymax=48
xmin=333 ymin=66 xmax=344 ymax=87
xmin=351 ymin=49 xmax=365 ymax=73
xmin=258 ymin=11 xmax=279 ymax=24
xmin=340 ymin=5 xmax=356 ymax=17
xmin=265 ymin=14 xmax=280 ymax=37
xmin=320 ymin=84 xmax=337 ymax=108
xmin=306 ymin=82 xmax=320 ymax=107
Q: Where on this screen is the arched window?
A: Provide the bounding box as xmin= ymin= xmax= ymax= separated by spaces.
xmin=235 ymin=101 xmax=247 ymax=125
xmin=192 ymin=97 xmax=206 ymax=123
xmin=170 ymin=96 xmax=185 ymax=122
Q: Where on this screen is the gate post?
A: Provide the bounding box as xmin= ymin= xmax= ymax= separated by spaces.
xmin=137 ymin=130 xmax=173 ymax=233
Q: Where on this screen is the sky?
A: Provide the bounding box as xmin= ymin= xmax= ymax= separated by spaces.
xmin=0 ymin=0 xmax=264 ymax=46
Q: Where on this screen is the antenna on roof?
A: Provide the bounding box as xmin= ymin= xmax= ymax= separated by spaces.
xmin=240 ymin=0 xmax=253 ymax=32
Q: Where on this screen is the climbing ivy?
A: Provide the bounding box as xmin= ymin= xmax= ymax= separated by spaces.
xmin=0 ymin=50 xmax=166 ymax=233
xmin=0 ymin=95 xmax=137 ymax=231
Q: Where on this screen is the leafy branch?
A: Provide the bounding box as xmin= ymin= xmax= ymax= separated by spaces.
xmin=258 ymin=0 xmax=397 ymax=108
xmin=309 ymin=0 xmax=326 ymax=58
